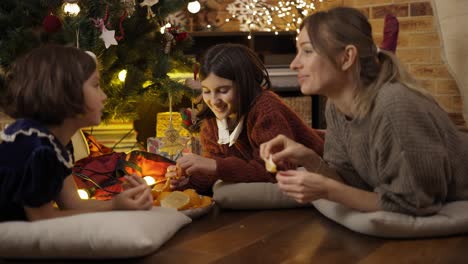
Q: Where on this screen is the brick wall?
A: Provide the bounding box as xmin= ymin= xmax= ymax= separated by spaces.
xmin=350 ymin=0 xmax=462 ymax=116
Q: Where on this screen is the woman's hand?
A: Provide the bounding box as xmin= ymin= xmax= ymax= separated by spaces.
xmin=276 ymin=170 xmax=331 ymax=203
xmin=112 ymin=184 xmax=153 ymax=210
xmin=260 ymin=134 xmax=318 ymax=168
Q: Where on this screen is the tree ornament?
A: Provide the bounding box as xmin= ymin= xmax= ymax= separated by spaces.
xmin=43 ymin=13 xmax=62 ymax=33
xmin=159 ymin=92 xmax=186 ymax=159
xmin=115 ymin=11 xmax=127 ymax=41
xmin=168 ymin=27 xmax=188 ymax=42
xmin=140 ymin=0 xmax=159 ymax=19
xmin=101 ymin=29 xmax=118 ymax=49
xmin=91 ymin=18 xmax=118 ymax=49
xmin=166 ymin=11 xmax=188 ymax=28
xmin=163 ymin=31 xmax=175 ymax=54
xmin=121 ymin=0 xmax=136 ymax=16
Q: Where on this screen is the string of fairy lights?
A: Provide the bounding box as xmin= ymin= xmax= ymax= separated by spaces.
xmin=226 ymin=0 xmax=324 ymax=37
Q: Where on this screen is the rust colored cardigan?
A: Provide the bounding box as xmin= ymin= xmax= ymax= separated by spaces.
xmin=188 ymin=90 xmax=324 ymax=194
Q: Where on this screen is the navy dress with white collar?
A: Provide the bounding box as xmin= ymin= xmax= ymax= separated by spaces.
xmin=0 ymin=119 xmax=73 ymax=221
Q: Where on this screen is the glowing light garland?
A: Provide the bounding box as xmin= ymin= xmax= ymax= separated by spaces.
xmin=227 ymin=0 xmax=324 ymax=34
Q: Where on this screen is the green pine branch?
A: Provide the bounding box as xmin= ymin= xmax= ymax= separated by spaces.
xmin=1 ymin=0 xmax=196 ymax=122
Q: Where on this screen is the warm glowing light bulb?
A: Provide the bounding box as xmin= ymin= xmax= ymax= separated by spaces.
xmin=118 ymin=69 xmax=127 ymax=82
xmin=143 ymin=176 xmax=156 ymax=186
xmin=77 ymin=189 xmax=89 ymax=200
xmin=63 ymin=3 xmax=80 ymax=16
xmin=187 ymin=1 xmax=201 ymax=14
xmin=142 ymin=80 xmax=153 ymax=88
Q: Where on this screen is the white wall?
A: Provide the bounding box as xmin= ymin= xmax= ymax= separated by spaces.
xmin=433 ymin=0 xmax=468 ymax=122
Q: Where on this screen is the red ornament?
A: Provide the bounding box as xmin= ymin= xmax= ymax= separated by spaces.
xmin=43 ymin=14 xmax=62 ymax=33
xmin=174 ymin=32 xmax=188 ymax=42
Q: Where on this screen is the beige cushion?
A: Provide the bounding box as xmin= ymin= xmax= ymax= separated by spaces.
xmin=212 ymin=180 xmax=309 ymax=209
xmin=312 ymin=199 xmax=468 ymax=238
xmin=213 ymin=181 xmax=468 ymax=238
xmin=0 ymin=207 xmax=191 ymax=259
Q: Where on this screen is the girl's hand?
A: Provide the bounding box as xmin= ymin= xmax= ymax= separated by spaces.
xmin=122 ymin=174 xmax=147 ymax=190
xmin=177 ymin=153 xmax=216 ymax=177
xmin=166 ymin=153 xmax=216 ymax=190
xmin=260 ymin=134 xmax=317 ymax=167
xmin=276 ymin=170 xmax=331 ymax=203
xmin=165 ymin=165 xmax=189 ymax=190
xmin=112 ymin=184 xmax=153 ymax=210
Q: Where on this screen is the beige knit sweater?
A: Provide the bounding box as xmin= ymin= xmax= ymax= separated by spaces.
xmin=324 ymin=82 xmax=468 ymax=216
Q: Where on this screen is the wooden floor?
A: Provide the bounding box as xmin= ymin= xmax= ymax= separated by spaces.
xmin=2 ymin=206 xmax=468 ymax=263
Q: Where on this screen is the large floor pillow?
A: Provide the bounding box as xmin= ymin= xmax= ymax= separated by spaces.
xmin=213 ymin=180 xmax=310 ymax=209
xmin=213 ymin=181 xmax=468 ymax=238
xmin=0 ymin=207 xmax=191 ymax=259
xmin=312 ymin=199 xmax=468 ymax=238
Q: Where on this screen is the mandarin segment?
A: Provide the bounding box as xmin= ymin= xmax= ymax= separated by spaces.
xmin=183 ymin=189 xmax=201 ymax=207
xmin=152 ymin=180 xmax=170 ymax=194
xmin=160 ymin=191 xmax=191 ymax=210
xmin=265 ymin=154 xmax=277 ymax=173
xmin=156 ymin=191 xmax=171 ymax=204
xmin=198 ymin=196 xmax=212 ymax=208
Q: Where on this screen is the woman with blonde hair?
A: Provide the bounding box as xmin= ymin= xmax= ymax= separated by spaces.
xmin=260 ymin=7 xmax=468 ymax=216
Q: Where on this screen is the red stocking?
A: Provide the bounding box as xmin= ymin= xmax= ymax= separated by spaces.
xmin=380 ymin=14 xmax=399 ymax=53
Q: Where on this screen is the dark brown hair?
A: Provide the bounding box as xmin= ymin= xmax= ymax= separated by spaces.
xmin=301 ymin=7 xmax=428 ymax=118
xmin=197 ymin=43 xmax=271 ymax=123
xmin=2 ymin=44 xmax=97 ymax=125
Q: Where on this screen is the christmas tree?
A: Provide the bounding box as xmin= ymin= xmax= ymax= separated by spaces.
xmin=0 ymin=0 xmax=195 ymax=128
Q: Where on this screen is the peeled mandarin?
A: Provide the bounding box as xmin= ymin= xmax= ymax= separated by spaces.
xmin=156 ymin=191 xmax=172 ymax=203
xmin=160 ymin=191 xmax=191 ymax=210
xmin=199 ymin=196 xmax=212 ymax=208
xmin=152 ymin=180 xmax=170 ymax=193
xmin=183 ymin=188 xmax=201 ymax=207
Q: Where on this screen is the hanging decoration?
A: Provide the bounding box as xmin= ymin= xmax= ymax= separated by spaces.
xmin=121 ymin=0 xmax=136 ymax=16
xmin=1 ymin=0 xmax=196 ymax=133
xmin=168 ymin=27 xmax=189 ymax=42
xmin=166 ymin=10 xmax=188 ymax=28
xmin=43 ymin=13 xmax=62 ymax=33
xmin=162 ymin=26 xmax=189 ymax=54
xmin=163 ymin=31 xmax=175 ymax=54
xmin=115 ymin=11 xmax=128 ymax=41
xmin=91 ymin=18 xmax=118 ymax=49
xmin=90 ymin=7 xmax=118 ymax=49
xmin=140 ymin=0 xmax=159 ymax=19
xmin=157 ymin=92 xmax=188 ymax=160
